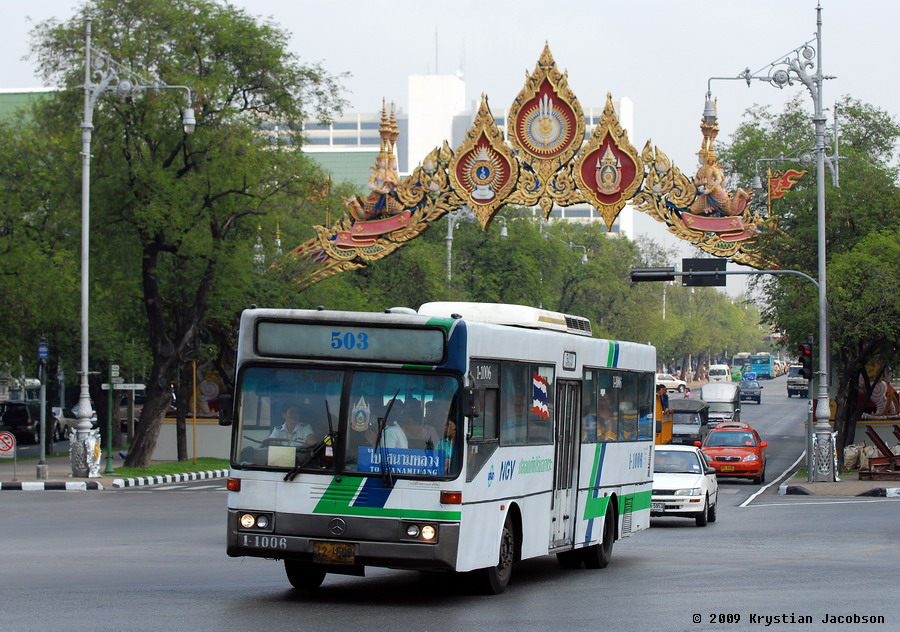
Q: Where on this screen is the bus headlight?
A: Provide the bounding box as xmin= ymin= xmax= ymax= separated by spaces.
xmin=402 ymin=522 xmax=438 ymax=543
xmin=237 ymin=512 xmax=273 ymax=531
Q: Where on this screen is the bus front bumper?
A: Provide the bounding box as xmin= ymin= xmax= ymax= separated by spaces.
xmin=226 ymin=509 xmax=461 ymax=572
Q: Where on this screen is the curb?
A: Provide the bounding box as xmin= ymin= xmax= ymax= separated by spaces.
xmin=779 ymin=483 xmax=900 ymax=497
xmin=857 ymin=487 xmax=900 ymax=498
xmin=0 ymin=481 xmax=104 ymax=491
xmin=112 ymin=469 xmax=229 ymax=488
xmin=778 ymin=485 xmax=812 ymax=495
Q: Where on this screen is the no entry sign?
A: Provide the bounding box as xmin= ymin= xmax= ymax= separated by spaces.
xmin=0 ymin=431 xmax=15 ymax=457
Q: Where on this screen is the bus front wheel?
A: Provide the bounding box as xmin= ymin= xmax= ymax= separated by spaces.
xmin=583 ymin=509 xmax=615 ymax=569
xmin=476 ymin=514 xmax=515 ymax=594
xmin=284 ymin=560 xmax=326 ymax=590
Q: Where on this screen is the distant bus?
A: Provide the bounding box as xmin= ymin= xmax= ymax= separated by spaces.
xmin=747 ymin=354 xmax=775 ymax=379
xmin=222 ymin=302 xmax=656 ymax=594
xmin=730 ymin=353 xmax=751 ymax=381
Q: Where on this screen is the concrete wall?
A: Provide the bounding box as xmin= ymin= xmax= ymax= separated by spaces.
xmin=152 ymin=418 xmax=231 ymax=461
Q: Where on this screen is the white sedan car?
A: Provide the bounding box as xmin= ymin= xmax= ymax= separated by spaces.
xmin=651 ymin=444 xmax=718 ymax=527
xmin=656 ymin=373 xmax=686 ymax=392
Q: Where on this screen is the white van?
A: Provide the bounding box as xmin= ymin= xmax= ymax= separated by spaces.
xmin=708 ymin=364 xmax=730 ymax=383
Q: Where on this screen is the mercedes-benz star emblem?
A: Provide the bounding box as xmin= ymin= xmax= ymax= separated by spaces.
xmin=329 ymin=517 xmax=346 ymax=536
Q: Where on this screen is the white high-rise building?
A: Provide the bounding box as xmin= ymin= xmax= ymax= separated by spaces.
xmin=406 ymin=74 xmax=466 ymax=174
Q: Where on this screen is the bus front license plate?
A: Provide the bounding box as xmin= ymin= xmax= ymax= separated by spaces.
xmin=721 ymin=465 xmax=735 ymax=472
xmin=313 ymin=541 xmax=355 ymax=565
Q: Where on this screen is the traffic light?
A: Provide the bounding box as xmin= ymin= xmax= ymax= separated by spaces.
xmin=630 ymin=267 xmax=675 ymax=282
xmin=798 ymin=343 xmax=813 ymax=380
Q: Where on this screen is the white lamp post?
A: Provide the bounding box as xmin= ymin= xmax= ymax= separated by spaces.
xmin=445 ymin=206 xmax=478 ymax=282
xmin=567 ymin=242 xmax=588 ymax=265
xmin=704 ymin=5 xmax=838 ymax=480
xmin=71 ymin=18 xmax=195 ymax=477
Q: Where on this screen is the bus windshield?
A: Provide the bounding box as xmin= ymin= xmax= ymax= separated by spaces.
xmin=233 ymin=366 xmax=460 ymax=479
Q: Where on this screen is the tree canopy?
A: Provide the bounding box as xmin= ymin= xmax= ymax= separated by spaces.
xmin=8 ymin=0 xmax=347 ymax=465
xmin=720 ymin=95 xmax=900 ymax=451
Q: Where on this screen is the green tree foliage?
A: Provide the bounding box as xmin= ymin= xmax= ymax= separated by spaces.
xmin=20 ymin=0 xmax=347 ymax=465
xmin=720 ymin=95 xmax=900 ymax=450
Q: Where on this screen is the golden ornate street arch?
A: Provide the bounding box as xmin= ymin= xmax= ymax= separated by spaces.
xmin=285 ymin=45 xmax=773 ymax=288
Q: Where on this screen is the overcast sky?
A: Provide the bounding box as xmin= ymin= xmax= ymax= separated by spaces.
xmin=3 ymin=0 xmax=897 ymax=297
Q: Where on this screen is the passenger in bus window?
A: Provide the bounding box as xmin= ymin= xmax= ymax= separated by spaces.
xmin=265 ymin=404 xmax=315 ymax=447
xmin=406 ymin=399 xmax=440 ymax=449
xmin=424 ymin=400 xmax=449 ymax=441
xmin=597 ymin=398 xmax=617 ymax=441
xmin=382 ymin=403 xmax=412 ymax=449
xmin=436 ymin=419 xmax=456 ymax=473
xmin=581 ymin=404 xmax=598 ymax=442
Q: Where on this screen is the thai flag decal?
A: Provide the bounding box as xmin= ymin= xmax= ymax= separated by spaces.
xmin=532 ymin=372 xmax=549 ymax=419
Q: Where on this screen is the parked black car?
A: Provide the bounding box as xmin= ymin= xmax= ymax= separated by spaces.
xmin=0 ymin=400 xmax=44 ymax=444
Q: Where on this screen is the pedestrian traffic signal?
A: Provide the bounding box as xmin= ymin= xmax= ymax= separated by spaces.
xmin=798 ymin=343 xmax=813 ymax=380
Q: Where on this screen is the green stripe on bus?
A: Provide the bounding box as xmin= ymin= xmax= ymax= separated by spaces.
xmin=606 ymin=343 xmax=616 ymax=367
xmin=620 ymin=489 xmax=652 ymax=512
xmin=584 ymin=445 xmax=652 ymax=518
xmin=312 ymin=476 xmax=462 ymax=521
xmin=425 ymin=317 xmax=457 ymax=333
xmin=583 ymin=444 xmax=607 ymax=519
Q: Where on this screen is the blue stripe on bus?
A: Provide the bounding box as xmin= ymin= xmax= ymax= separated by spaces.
xmin=612 ymin=342 xmax=620 ymax=368
xmin=584 ymin=443 xmax=607 ymax=543
xmin=351 ymin=476 xmax=392 ymax=508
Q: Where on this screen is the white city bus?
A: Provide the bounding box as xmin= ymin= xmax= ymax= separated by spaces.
xmin=222 ymin=302 xmax=656 ymax=594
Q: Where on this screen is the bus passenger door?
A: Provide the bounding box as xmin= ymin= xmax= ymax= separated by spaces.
xmin=550 ymin=380 xmax=580 ymax=547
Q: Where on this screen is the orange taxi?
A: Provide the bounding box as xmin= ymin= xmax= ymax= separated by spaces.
xmin=696 ymin=421 xmax=768 ymax=484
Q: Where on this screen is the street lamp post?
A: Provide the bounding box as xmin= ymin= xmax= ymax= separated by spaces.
xmin=445 ymin=206 xmax=478 ymax=282
xmin=36 ymin=336 xmax=49 ymax=480
xmin=705 ymin=5 xmax=836 ymax=480
xmin=72 ymin=18 xmax=195 ymax=477
xmin=567 ymin=242 xmax=588 ymax=264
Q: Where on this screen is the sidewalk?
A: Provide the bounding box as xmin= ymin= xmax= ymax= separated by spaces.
xmin=0 ymin=452 xmax=227 ymax=491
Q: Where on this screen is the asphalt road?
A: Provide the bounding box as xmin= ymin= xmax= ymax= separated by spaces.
xmin=2 ymin=376 xmax=895 ymax=631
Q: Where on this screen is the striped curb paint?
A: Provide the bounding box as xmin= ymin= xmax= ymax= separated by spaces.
xmin=0 ymin=481 xmax=104 ymax=491
xmin=112 ymin=469 xmax=229 ymax=488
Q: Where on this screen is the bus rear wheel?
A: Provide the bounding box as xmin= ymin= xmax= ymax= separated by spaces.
xmin=284 ymin=560 xmax=326 ymax=590
xmin=583 ymin=509 xmax=615 ymax=569
xmin=477 ymin=514 xmax=515 ymax=594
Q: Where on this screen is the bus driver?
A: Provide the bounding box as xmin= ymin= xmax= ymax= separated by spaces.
xmin=265 ymin=404 xmax=315 ymax=448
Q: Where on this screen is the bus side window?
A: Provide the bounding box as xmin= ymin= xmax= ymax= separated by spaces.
xmin=470 ymin=388 xmax=498 ymax=439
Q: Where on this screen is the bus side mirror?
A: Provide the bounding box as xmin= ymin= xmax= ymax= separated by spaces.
xmin=218 ymin=394 xmax=233 ymax=426
xmin=460 ymin=386 xmax=479 ymax=419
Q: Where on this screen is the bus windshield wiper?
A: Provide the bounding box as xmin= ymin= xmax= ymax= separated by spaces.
xmin=324 ymin=399 xmax=337 ymax=456
xmin=284 ymin=400 xmax=340 ymax=482
xmin=373 ymin=389 xmax=400 ymax=487
xmin=283 ymin=440 xmax=326 ymax=481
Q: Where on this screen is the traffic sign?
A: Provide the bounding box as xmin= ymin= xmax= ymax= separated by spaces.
xmin=0 ymin=431 xmax=16 ymax=457
xmin=101 ymin=383 xmax=146 ymax=390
